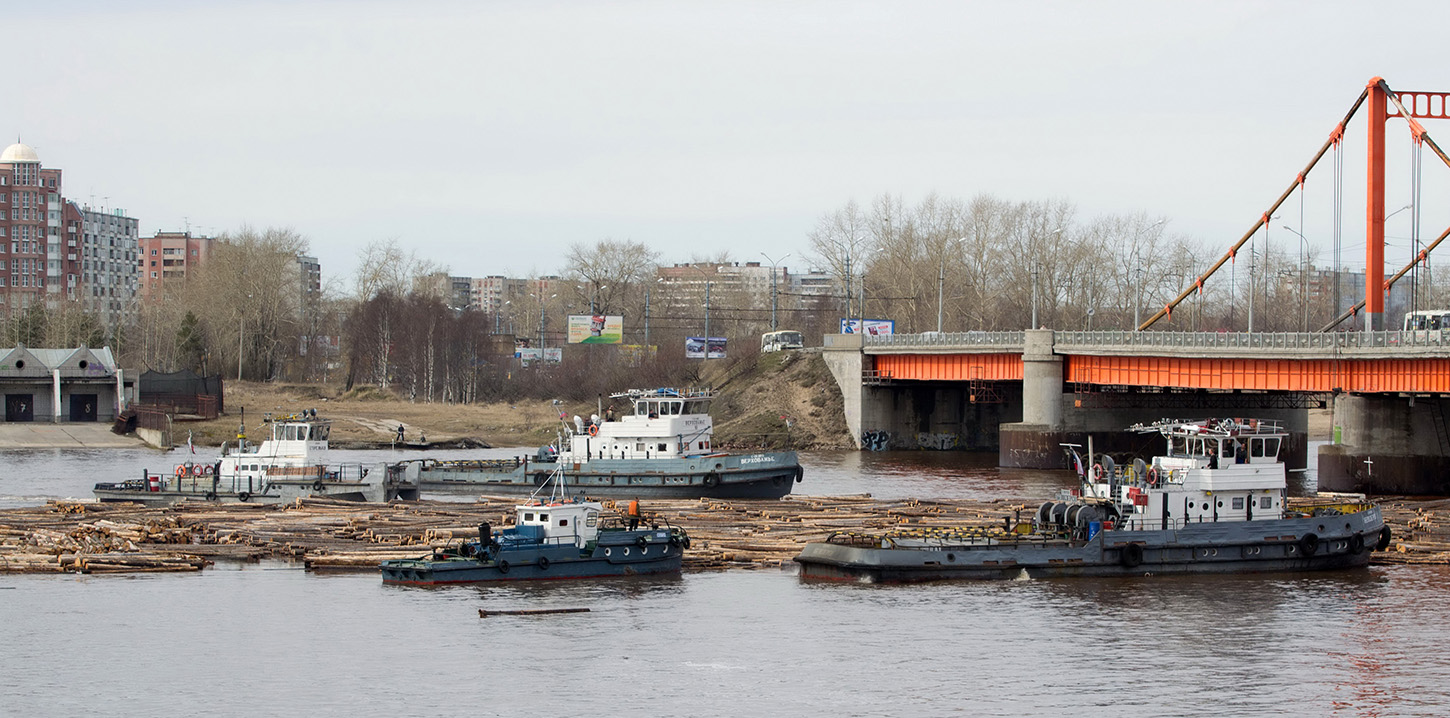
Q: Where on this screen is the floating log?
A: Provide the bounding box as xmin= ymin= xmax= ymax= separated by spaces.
xmin=478 ymin=608 xmax=591 ymax=617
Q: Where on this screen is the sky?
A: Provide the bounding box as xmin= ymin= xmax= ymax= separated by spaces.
xmin=6 ymin=0 xmax=1447 ymax=294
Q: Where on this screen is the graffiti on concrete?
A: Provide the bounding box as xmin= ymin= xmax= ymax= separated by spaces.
xmin=915 ymin=432 xmax=960 ymax=450
xmin=861 ymin=429 xmax=891 ymax=451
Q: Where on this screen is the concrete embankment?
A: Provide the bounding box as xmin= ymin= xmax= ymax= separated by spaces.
xmin=0 ymin=424 xmax=146 ymax=450
xmin=2 ymin=494 xmax=1447 ymax=575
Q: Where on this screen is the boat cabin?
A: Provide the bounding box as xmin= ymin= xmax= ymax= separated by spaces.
xmin=560 ymin=388 xmax=715 ymax=462
xmin=213 ymin=413 xmax=332 ymax=487
xmin=1084 ymin=419 xmax=1288 ymax=531
xmin=510 ymin=501 xmax=603 ymax=548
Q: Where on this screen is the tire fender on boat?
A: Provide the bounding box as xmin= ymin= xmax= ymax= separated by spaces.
xmin=703 ymin=472 xmax=721 ymax=488
xmin=237 ymin=491 xmax=251 ymax=502
xmin=794 ymin=466 xmax=804 ymax=483
xmin=1376 ymin=526 xmax=1392 ymax=551
xmin=1120 ymin=543 xmax=1144 ymax=568
xmin=312 ymin=480 xmax=324 ymax=492
xmin=497 ymin=559 xmax=510 ymax=574
xmin=1349 ymin=532 xmax=1366 ymax=554
xmin=204 ymin=491 xmax=217 ymax=501
xmin=537 ymin=556 xmax=550 ymax=570
xmin=635 ymin=536 xmax=648 ymax=548
xmin=1299 ymin=532 xmax=1320 ymax=557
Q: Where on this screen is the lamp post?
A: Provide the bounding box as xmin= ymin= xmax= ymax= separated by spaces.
xmin=1386 ymin=203 xmax=1414 ymax=314
xmin=1132 ymin=220 xmax=1164 ymax=331
xmin=703 ymin=281 xmax=712 ymax=359
xmin=761 ymin=252 xmax=790 ymax=331
xmin=937 ymin=238 xmax=965 ymax=333
xmin=1282 ymin=226 xmax=1312 ymax=332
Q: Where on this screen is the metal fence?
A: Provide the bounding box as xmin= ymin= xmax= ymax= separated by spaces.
xmin=859 ymin=330 xmax=1450 ymax=351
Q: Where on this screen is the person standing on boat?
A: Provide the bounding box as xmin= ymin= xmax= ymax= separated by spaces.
xmin=627 ymin=498 xmax=641 ymax=530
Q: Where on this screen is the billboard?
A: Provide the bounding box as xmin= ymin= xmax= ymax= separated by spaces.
xmin=840 ymin=319 xmax=895 ymax=335
xmin=685 ymin=337 xmax=727 ymax=359
xmin=567 ymin=315 xmax=625 ymax=344
xmin=515 ymin=347 xmax=562 ymax=366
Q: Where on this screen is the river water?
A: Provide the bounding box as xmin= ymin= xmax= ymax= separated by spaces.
xmin=2 ymin=447 xmax=1447 ymax=717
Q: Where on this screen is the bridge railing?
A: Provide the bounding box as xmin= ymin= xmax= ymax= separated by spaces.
xmin=1054 ymin=330 xmax=1450 ymax=349
xmin=864 ymin=331 xmax=1025 ymax=348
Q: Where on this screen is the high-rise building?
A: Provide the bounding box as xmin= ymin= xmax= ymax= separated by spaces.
xmin=78 ymin=204 xmax=140 ymax=327
xmin=137 ymin=231 xmax=215 ymax=300
xmin=0 ymin=141 xmax=64 ymax=315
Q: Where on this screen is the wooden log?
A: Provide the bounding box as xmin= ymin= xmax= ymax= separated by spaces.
xmin=478 ymin=608 xmax=590 ymax=617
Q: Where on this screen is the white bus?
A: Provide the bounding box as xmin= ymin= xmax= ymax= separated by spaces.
xmin=761 ymin=330 xmax=804 ymax=353
xmin=1403 ymin=310 xmax=1450 ymax=341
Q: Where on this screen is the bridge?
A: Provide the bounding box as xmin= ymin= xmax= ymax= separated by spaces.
xmin=822 ymin=330 xmax=1450 ymax=495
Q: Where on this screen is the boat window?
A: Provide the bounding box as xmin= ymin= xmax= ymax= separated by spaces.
xmin=1259 ymin=497 xmax=1272 ymax=509
xmin=586 ymin=512 xmax=598 ymax=527
xmin=539 ymin=513 xmax=549 ymax=522
xmin=1264 ymin=438 xmax=1279 ymax=457
xmin=657 ymin=443 xmax=667 ymax=452
xmin=1232 ymin=497 xmax=1244 ymax=510
xmin=1220 ymin=440 xmax=1234 ymax=459
xmin=523 ymin=512 xmax=534 ymax=521
xmin=559 ymin=519 xmax=568 ymax=527
xmin=635 ymin=443 xmax=645 ymax=451
xmin=1251 ymin=438 xmax=1265 ymax=458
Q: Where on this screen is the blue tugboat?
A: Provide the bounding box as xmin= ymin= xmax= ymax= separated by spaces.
xmin=380 ymin=471 xmax=689 ymax=585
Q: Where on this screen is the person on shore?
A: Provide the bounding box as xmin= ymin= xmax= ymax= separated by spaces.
xmin=627 ymin=498 xmax=641 ymax=530
xmin=396 ymin=424 xmax=405 ymax=443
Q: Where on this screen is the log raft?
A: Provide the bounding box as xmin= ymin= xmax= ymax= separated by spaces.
xmin=1 ymin=494 xmax=1446 ymax=575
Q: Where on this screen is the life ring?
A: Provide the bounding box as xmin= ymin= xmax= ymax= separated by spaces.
xmin=175 ymin=466 xmax=186 ymax=478
xmin=588 ymin=424 xmax=599 ymax=437
xmin=1092 ymin=464 xmax=1104 ymax=479
xmin=201 ymin=465 xmax=214 ymax=477
xmin=1146 ymin=467 xmax=1159 ymax=487
xmin=1375 ymin=526 xmax=1392 ymax=551
xmin=537 ymin=556 xmax=550 ymax=570
xmin=312 ymin=480 xmax=325 ymax=492
xmin=635 ymin=536 xmax=648 ymax=548
xmin=1299 ymin=532 xmax=1320 ymax=557
xmin=1349 ymin=532 xmax=1366 ymax=554
xmin=237 ymin=491 xmax=251 ymax=502
xmin=1120 ymin=543 xmax=1144 ymax=568
xmin=703 ymin=472 xmax=721 ymax=488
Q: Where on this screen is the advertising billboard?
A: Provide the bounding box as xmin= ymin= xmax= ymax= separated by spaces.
xmin=567 ymin=315 xmax=625 ymax=344
xmin=515 ymin=347 xmax=562 ymax=366
xmin=840 ymin=319 xmax=895 ymax=335
xmin=685 ymin=337 xmax=727 ymax=359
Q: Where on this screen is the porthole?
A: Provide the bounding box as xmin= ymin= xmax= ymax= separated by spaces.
xmin=623 ymin=547 xmax=631 ymax=556
xmin=946 ymin=553 xmax=956 ymax=562
xmin=1318 ymin=524 xmax=1327 ymax=532
xmin=1216 ymin=501 xmax=1223 ymax=508
xmin=604 ymin=548 xmax=612 ymax=557
xmin=641 ymin=547 xmax=648 ymax=555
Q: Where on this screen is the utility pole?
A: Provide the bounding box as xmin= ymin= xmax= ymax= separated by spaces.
xmin=643 ymin=288 xmax=651 ymax=346
xmin=761 ymin=252 xmax=790 ymax=331
xmin=703 ymin=281 xmax=712 ymax=359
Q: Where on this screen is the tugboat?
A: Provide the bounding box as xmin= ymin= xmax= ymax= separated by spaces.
xmin=93 ymin=412 xmax=419 ymax=506
xmin=380 ymin=470 xmax=689 ymax=585
xmin=396 ymin=388 xmax=801 ymax=499
xmin=794 ymin=418 xmax=1390 ymax=582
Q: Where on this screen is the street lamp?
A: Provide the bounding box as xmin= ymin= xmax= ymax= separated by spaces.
xmin=937 ymin=238 xmax=965 ymax=333
xmin=1032 ymin=228 xmax=1063 ymax=329
xmin=761 ymin=252 xmax=791 ymax=331
xmin=1132 ymin=220 xmax=1164 ymax=331
xmin=1282 ymin=225 xmax=1312 ymax=332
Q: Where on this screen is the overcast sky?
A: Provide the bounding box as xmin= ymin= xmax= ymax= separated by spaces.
xmin=8 ymin=1 xmax=1445 ymax=291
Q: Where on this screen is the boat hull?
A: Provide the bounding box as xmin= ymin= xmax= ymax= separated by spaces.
xmin=795 ymin=507 xmax=1387 ymax=583
xmin=381 ymin=530 xmax=684 ymax=585
xmin=413 ymin=451 xmax=801 ymax=499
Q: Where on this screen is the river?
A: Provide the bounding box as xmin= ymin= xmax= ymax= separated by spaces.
xmin=2 ymin=447 xmax=1447 ymax=717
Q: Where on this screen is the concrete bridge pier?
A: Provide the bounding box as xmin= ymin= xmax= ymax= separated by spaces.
xmin=1318 ymin=394 xmax=1450 ymax=495
xmin=1000 ymin=330 xmax=1067 ymax=468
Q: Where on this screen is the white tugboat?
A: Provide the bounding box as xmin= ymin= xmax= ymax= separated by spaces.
xmin=795 ymin=418 xmax=1389 ymax=582
xmin=398 ymin=388 xmax=802 ymax=499
xmin=94 ymin=412 xmax=418 ymax=505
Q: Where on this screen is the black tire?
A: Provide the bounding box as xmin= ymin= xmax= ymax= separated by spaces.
xmin=537 ymin=556 xmax=550 ymax=570
xmin=1120 ymin=543 xmax=1144 ymax=568
xmin=312 ymin=480 xmax=324 ymax=492
xmin=237 ymin=491 xmax=251 ymax=502
xmin=635 ymin=536 xmax=648 ymax=548
xmin=1350 ymin=532 xmax=1366 ymax=554
xmin=682 ymin=536 xmax=691 ymax=550
xmin=1300 ymin=532 xmax=1320 ymax=557
xmin=794 ymin=466 xmax=804 ymax=483
xmin=703 ymin=472 xmax=720 ymax=488
xmin=497 ymin=560 xmax=510 ymax=574
xmin=204 ymin=492 xmax=217 ymax=501
xmin=1376 ymin=526 xmax=1393 ymax=551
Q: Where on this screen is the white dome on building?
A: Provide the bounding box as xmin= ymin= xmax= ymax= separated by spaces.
xmin=0 ymin=142 xmax=40 ymax=163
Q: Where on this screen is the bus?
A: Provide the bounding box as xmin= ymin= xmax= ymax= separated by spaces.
xmin=761 ymin=330 xmax=804 ymax=353
xmin=1403 ymin=310 xmax=1450 ymax=341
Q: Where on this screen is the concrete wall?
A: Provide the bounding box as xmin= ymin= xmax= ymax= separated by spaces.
xmin=1319 ymin=394 xmax=1450 ymax=494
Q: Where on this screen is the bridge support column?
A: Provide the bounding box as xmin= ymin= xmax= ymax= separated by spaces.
xmin=1319 ymin=393 xmax=1450 ymax=495
xmin=1000 ymin=329 xmax=1068 ymax=468
xmin=821 ymin=334 xmax=892 ymax=449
